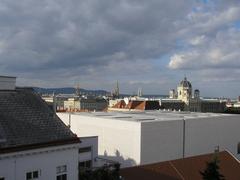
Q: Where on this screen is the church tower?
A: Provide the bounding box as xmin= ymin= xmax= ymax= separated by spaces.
xmin=75 ymin=83 xmax=80 ymax=97
xmin=112 ymin=81 xmax=120 ymax=99
xmin=177 ymin=76 xmax=192 ymax=104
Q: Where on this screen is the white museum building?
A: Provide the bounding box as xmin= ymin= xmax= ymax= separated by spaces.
xmin=58 ymin=111 xmax=240 ymax=168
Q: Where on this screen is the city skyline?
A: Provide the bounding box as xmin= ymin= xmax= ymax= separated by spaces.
xmin=0 ymin=0 xmax=240 ymax=97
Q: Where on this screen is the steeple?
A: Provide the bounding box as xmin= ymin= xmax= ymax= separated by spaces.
xmin=75 ymin=83 xmax=80 ymax=96
xmin=116 ymin=81 xmax=119 ymax=97
xmin=137 ymin=88 xmax=143 ymax=97
xmin=112 ymin=81 xmax=120 ymax=99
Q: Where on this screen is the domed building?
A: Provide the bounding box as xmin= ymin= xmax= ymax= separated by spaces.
xmin=163 ymin=76 xmax=227 ymax=112
xmin=177 ymin=77 xmax=192 ymax=104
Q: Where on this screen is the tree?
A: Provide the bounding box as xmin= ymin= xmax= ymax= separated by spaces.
xmin=79 ymin=163 xmax=121 ymax=180
xmin=200 ymin=155 xmax=225 ymax=180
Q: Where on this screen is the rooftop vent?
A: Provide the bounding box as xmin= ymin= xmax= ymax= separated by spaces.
xmin=136 ymin=118 xmax=155 ymax=121
xmin=95 ymin=114 xmax=113 ymax=117
xmin=114 ymin=116 xmax=132 ymax=119
xmin=0 ymin=76 xmax=16 ymax=90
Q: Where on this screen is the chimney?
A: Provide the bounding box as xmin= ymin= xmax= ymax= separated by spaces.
xmin=0 ymin=76 xmax=16 ymax=90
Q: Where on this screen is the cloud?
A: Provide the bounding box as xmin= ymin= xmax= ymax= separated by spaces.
xmin=189 ymin=35 xmax=207 ymax=45
xmin=0 ymin=0 xmax=193 ymax=73
xmin=0 ymin=0 xmax=240 ymax=96
xmin=169 ymin=28 xmax=240 ymax=70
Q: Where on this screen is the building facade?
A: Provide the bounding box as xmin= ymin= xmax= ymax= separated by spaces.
xmin=0 ymin=76 xmax=98 ymax=180
xmin=64 ymin=97 xmax=108 ymax=112
xmin=164 ymin=77 xmax=226 ymax=112
xmin=58 ymin=111 xmax=240 ymax=168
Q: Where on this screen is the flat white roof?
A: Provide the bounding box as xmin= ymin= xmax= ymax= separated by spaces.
xmin=64 ymin=110 xmax=238 ymax=123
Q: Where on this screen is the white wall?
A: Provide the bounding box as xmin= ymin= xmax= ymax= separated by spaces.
xmin=58 ymin=113 xmax=141 ymax=167
xmin=79 ymin=136 xmax=98 ymax=166
xmin=140 ymin=120 xmax=183 ymax=164
xmin=57 ymin=113 xmax=240 ymax=168
xmin=0 ymin=144 xmax=79 ymax=180
xmin=185 ymin=115 xmax=240 ymax=159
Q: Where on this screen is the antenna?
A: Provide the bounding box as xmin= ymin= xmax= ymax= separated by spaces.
xmin=116 ymin=80 xmax=119 ymax=97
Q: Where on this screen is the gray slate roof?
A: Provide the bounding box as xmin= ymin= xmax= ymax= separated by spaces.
xmin=0 ymin=89 xmax=78 ymax=150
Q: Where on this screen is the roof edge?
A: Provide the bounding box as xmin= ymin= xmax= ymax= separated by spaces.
xmin=0 ymin=75 xmax=16 ymax=79
xmin=225 ymin=150 xmax=240 ymax=164
xmin=0 ymin=137 xmax=80 ymax=155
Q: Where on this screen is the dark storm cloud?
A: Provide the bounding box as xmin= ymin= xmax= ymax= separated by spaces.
xmin=0 ymin=0 xmax=194 ymax=74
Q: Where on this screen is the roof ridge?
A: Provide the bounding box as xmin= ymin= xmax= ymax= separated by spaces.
xmin=225 ymin=150 xmax=240 ymax=164
xmin=169 ymin=161 xmax=185 ymax=180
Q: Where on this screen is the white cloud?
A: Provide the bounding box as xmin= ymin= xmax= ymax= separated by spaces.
xmin=0 ymin=0 xmax=240 ymax=96
xmin=189 ymin=35 xmax=206 ymax=45
xmin=169 ymin=28 xmax=240 ymax=70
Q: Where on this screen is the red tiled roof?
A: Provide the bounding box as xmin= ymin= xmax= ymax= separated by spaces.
xmin=120 ymin=151 xmax=240 ymax=180
xmin=112 ymin=100 xmax=126 ymax=108
xmin=112 ymin=100 xmax=160 ymax=110
xmin=126 ymin=100 xmax=145 ymax=110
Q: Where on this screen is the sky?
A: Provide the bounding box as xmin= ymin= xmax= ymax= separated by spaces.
xmin=0 ymin=0 xmax=240 ymax=98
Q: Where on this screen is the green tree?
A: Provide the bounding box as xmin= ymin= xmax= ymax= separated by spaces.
xmin=200 ymin=155 xmax=225 ymax=180
xmin=79 ymin=163 xmax=121 ymax=180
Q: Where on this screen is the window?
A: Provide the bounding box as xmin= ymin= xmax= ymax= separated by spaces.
xmin=56 ymin=165 xmax=67 ymax=180
xmin=26 ymin=171 xmax=39 ymax=180
xmin=57 ymin=174 xmax=67 ymax=180
xmin=79 ymin=160 xmax=92 ymax=170
xmin=56 ymin=165 xmax=67 ymax=174
xmin=238 ymin=143 xmax=240 ymax=154
xmin=79 ymin=146 xmax=91 ymax=153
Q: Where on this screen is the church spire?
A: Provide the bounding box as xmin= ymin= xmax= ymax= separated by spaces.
xmin=116 ymin=81 xmax=119 ymax=97
xmin=184 ymin=74 xmax=187 ymax=81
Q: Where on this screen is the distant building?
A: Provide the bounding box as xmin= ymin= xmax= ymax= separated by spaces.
xmin=164 ymin=77 xmax=226 ymax=112
xmin=177 ymin=77 xmax=193 ymax=104
xmin=58 ymin=111 xmax=240 ymax=168
xmin=64 ymin=97 xmax=108 ymax=112
xmin=169 ymin=89 xmax=177 ymax=99
xmin=42 ymin=94 xmax=108 ymax=112
xmin=108 ymin=99 xmax=123 ymax=108
xmin=42 ymin=94 xmax=68 ymax=111
xmin=226 ymin=98 xmax=240 ymax=108
xmin=160 ymin=98 xmax=185 ymax=111
xmin=0 ymin=76 xmax=98 ymax=180
xmin=109 ymin=97 xmax=160 ymax=111
xmin=225 ymin=96 xmax=240 ymax=113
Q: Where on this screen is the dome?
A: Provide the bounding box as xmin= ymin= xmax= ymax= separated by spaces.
xmin=179 ymin=77 xmax=192 ymax=88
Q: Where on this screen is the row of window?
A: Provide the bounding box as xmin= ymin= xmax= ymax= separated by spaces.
xmin=25 ymin=165 xmax=67 ymax=180
xmin=26 ymin=171 xmax=39 ymax=180
xmin=0 ymin=146 xmax=93 ymax=180
xmin=0 ymin=174 xmax=67 ymax=180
